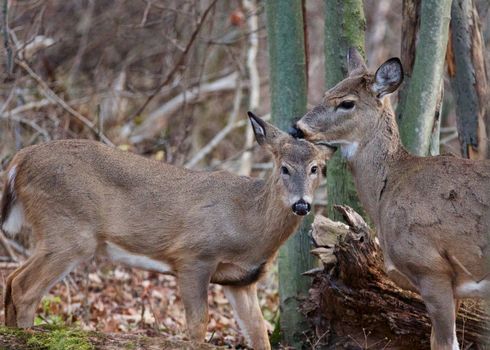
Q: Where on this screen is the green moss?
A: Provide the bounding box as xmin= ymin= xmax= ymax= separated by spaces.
xmin=269 ymin=315 xmax=281 ymax=347
xmin=123 ymin=342 xmax=137 ymax=350
xmin=0 ymin=325 xmax=94 ymax=350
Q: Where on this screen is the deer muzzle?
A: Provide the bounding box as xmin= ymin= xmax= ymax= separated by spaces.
xmin=288 ymin=125 xmax=305 ymax=139
xmin=292 ymin=199 xmax=311 ymax=216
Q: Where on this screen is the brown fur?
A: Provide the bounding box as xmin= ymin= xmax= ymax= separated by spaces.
xmin=296 ymin=50 xmax=490 ymax=350
xmin=0 ymin=115 xmax=329 ymax=350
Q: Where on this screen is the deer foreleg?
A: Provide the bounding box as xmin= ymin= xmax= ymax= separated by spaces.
xmin=223 ymin=283 xmax=270 ymax=350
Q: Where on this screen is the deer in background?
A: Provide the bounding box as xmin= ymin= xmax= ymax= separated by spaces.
xmin=0 ymin=112 xmax=330 ymax=350
xmin=292 ymin=49 xmax=490 ymax=350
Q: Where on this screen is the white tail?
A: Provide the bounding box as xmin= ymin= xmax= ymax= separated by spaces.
xmin=0 ymin=113 xmax=331 ymax=350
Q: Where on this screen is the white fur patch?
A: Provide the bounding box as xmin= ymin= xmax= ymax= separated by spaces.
xmin=106 ymin=242 xmax=172 ymax=273
xmin=8 ymin=166 xmax=17 ymax=186
xmin=303 ymin=195 xmax=313 ymax=204
xmin=452 ymin=328 xmax=460 ymax=350
xmin=289 ymin=195 xmax=313 ymax=207
xmin=455 ymin=280 xmax=490 ymax=298
xmin=340 ymin=142 xmax=359 ymax=160
xmin=2 ymin=203 xmax=25 ymax=236
xmin=2 ymin=166 xmax=25 ymax=236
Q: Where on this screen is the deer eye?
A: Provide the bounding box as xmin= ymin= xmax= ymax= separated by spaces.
xmin=310 ymin=165 xmax=318 ymax=174
xmin=337 ymin=100 xmax=355 ymax=110
xmin=280 ymin=166 xmax=290 ymax=176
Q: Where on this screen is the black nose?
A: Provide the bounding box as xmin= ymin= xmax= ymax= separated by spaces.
xmin=288 ymin=124 xmax=304 ymax=139
xmin=292 ymin=199 xmax=311 ymax=216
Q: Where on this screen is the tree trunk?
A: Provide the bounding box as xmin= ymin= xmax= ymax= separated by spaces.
xmin=302 ymin=206 xmax=490 ymax=349
xmin=324 ymin=0 xmax=366 ymax=221
xmin=265 ymin=1 xmax=314 ymax=347
xmin=397 ymin=0 xmax=452 ymax=156
xmin=448 ymin=0 xmax=488 ymax=160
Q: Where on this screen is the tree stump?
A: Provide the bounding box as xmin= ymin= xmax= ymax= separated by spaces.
xmin=302 ymin=205 xmax=490 ymax=349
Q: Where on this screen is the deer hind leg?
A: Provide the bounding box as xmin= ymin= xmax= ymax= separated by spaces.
xmin=177 ymin=264 xmax=213 ymax=343
xmin=419 ymin=275 xmax=459 ymax=350
xmin=4 ymin=254 xmax=38 ymax=326
xmin=8 ymin=250 xmax=82 ymax=328
xmin=223 ymin=283 xmax=270 ymax=350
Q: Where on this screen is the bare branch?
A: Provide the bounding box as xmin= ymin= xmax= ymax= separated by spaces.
xmin=131 ymin=0 xmax=219 ymax=119
xmin=129 ymin=73 xmax=240 ymax=144
xmin=185 ymin=78 xmax=243 ymax=168
xmin=15 ymin=59 xmax=114 ymax=146
xmin=238 ymin=0 xmax=260 ymax=176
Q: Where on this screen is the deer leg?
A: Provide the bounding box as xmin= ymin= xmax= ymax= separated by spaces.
xmin=177 ymin=264 xmax=213 ymax=343
xmin=419 ymin=276 xmax=459 ymax=350
xmin=4 ymin=254 xmax=37 ymax=326
xmin=9 ymin=251 xmax=81 ymax=328
xmin=223 ymin=283 xmax=270 ymax=350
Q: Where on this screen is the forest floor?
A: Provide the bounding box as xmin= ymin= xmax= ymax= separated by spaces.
xmin=0 ymin=259 xmax=281 ymax=349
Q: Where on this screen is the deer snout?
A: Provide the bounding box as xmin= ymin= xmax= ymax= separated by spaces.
xmin=288 ymin=124 xmax=304 ymax=139
xmin=292 ymin=199 xmax=311 ymax=216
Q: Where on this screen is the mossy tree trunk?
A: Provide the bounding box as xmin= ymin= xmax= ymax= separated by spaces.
xmin=448 ymin=0 xmax=488 ymax=159
xmin=265 ymin=1 xmax=314 ymax=347
xmin=324 ymin=0 xmax=366 ymax=221
xmin=396 ymin=0 xmax=452 ymax=156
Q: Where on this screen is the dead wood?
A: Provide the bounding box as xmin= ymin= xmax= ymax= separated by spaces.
xmin=303 ymin=205 xmax=490 ymax=349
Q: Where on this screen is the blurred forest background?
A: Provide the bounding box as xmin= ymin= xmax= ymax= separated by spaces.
xmin=0 ymin=0 xmax=489 ymax=348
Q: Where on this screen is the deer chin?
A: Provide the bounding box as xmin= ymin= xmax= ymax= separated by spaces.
xmin=315 ymin=140 xmax=359 ymax=160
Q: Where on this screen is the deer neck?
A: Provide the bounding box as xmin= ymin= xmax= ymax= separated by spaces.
xmin=347 ymin=106 xmax=411 ymax=224
xmin=253 ymin=174 xmax=302 ymax=251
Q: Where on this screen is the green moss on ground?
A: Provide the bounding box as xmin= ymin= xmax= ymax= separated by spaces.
xmin=0 ymin=325 xmax=93 ymax=350
xmin=0 ymin=325 xmax=225 ymax=349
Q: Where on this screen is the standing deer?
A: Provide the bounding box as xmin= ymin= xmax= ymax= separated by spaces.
xmin=292 ymin=49 xmax=490 ymax=350
xmin=0 ymin=113 xmax=330 ymax=350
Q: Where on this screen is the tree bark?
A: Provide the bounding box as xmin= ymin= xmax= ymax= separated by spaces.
xmin=303 ymin=206 xmax=490 ymax=349
xmin=397 ymin=0 xmax=452 ymax=156
xmin=324 ymin=0 xmax=366 ymax=221
xmin=265 ymin=1 xmax=314 ymax=347
xmin=448 ymin=0 xmax=488 ymax=160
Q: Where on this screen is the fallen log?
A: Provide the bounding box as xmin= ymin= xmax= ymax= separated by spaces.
xmin=302 ymin=205 xmax=490 ymax=349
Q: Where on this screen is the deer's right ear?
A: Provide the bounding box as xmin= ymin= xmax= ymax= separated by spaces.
xmin=373 ymin=58 xmax=404 ymax=98
xmin=248 ymin=111 xmax=280 ymax=146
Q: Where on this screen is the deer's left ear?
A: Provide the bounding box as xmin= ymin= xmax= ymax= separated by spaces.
xmin=347 ymin=47 xmax=367 ymax=75
xmin=373 ymin=58 xmax=404 ymax=98
xmin=248 ymin=111 xmax=282 ymax=147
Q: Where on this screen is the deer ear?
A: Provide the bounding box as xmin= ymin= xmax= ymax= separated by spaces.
xmin=248 ymin=111 xmax=282 ymax=147
xmin=373 ymin=58 xmax=404 ymax=98
xmin=347 ymin=47 xmax=367 ymax=75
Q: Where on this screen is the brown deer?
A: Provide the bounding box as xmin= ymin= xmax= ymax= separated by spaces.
xmin=292 ymin=49 xmax=490 ymax=350
xmin=0 ymin=113 xmax=330 ymax=349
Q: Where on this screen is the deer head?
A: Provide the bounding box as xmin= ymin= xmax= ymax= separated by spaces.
xmin=292 ymin=48 xmax=404 ymax=160
xmin=248 ymin=112 xmax=331 ymax=215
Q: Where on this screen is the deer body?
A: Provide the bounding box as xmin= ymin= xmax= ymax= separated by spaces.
xmin=1 ymin=114 xmax=328 ymax=350
xmin=295 ymin=50 xmax=489 ymax=350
